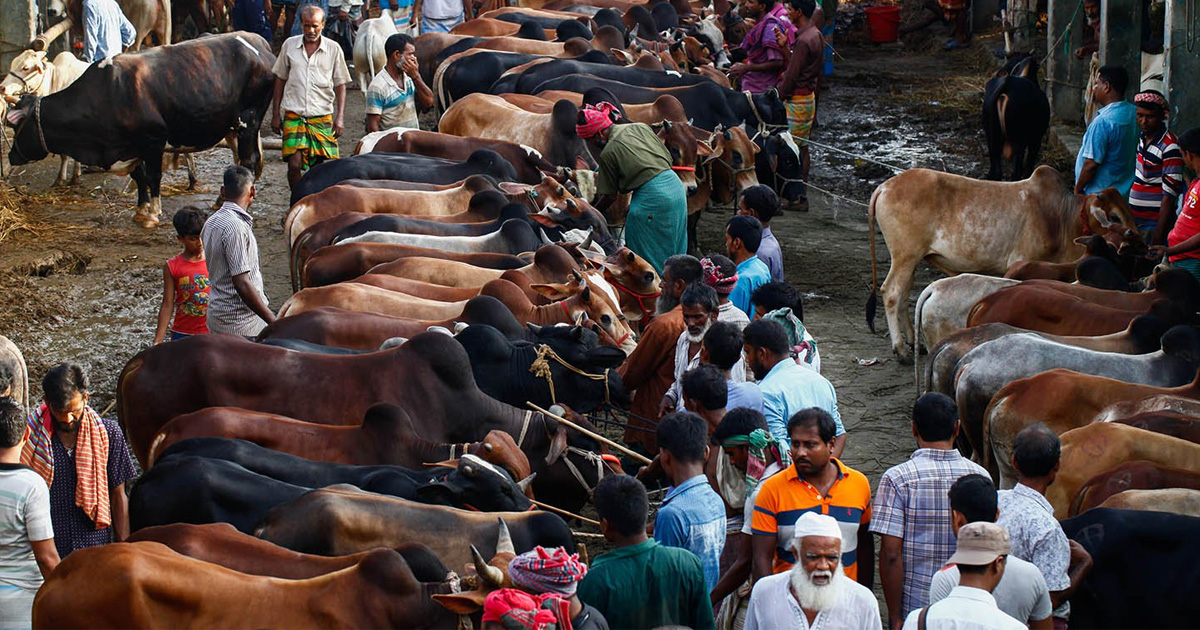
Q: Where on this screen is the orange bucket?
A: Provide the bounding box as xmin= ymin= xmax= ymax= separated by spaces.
xmin=865 ymin=5 xmax=902 ymax=43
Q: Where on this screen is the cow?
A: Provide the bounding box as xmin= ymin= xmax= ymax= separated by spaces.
xmin=864 ymin=166 xmax=1140 ymax=363
xmin=417 ymin=33 xmax=589 ymax=84
xmin=1003 ymin=233 xmax=1118 ymax=281
xmin=479 ymin=276 xmax=637 ymax=353
xmin=1002 ymin=268 xmax=1200 ymax=312
xmin=1069 ymin=460 xmax=1200 ymax=516
xmin=982 ymin=56 xmax=1049 ymax=181
xmin=966 ymin=282 xmax=1195 ymax=335
xmin=335 ymin=217 xmax=543 ymax=253
xmin=912 ymin=275 xmax=1020 ymax=360
xmin=1092 ymin=394 xmax=1200 ymax=423
xmin=366 ymin=243 xmax=578 ymax=288
xmin=302 ymin=243 xmax=528 ymax=288
xmin=278 ymin=284 xmax=484 ymax=321
xmin=1097 ymin=488 xmax=1200 ymax=515
xmin=4 ymin=33 xmax=274 ymax=228
xmin=0 ymin=337 xmax=28 ymax=410
xmin=353 ymin=128 xmax=559 ymax=184
xmin=501 ymin=57 xmax=713 ymax=94
xmin=755 ymin=129 xmax=805 ymax=209
xmin=289 ymin=149 xmax=520 ymax=205
xmin=432 ymin=48 xmax=612 ymax=112
xmin=1110 ymin=410 xmax=1200 ymax=444
xmin=439 ymin=94 xmax=596 ymax=171
xmin=2 ymin=49 xmax=92 ymax=187
xmin=254 ymin=486 xmax=574 ymax=571
xmin=451 ymin=17 xmax=552 ymax=37
xmin=351 ymin=12 xmax=399 ymax=92
xmin=120 ymin=0 xmax=172 ymax=49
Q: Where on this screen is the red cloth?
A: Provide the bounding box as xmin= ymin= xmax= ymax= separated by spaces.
xmin=575 ymin=102 xmax=620 ymax=139
xmin=1168 ymin=180 xmax=1200 ymax=262
xmin=482 ymin=589 xmax=563 ymax=630
xmin=22 ymin=404 xmax=111 ymax=529
xmin=166 ymin=254 xmax=210 ymax=335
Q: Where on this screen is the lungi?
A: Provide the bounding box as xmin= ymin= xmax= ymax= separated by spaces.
xmin=282 ymin=112 xmax=339 ymax=171
xmin=625 ymin=169 xmax=688 ymax=274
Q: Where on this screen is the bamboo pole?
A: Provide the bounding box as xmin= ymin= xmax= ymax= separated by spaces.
xmin=527 ymin=402 xmax=652 ymax=466
xmin=32 ymin=18 xmax=74 ymax=52
xmin=530 ymin=499 xmax=600 ymax=526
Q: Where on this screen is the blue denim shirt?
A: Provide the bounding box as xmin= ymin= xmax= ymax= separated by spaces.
xmin=1075 ymin=100 xmax=1139 ymax=197
xmin=654 ymin=475 xmax=727 ymax=592
xmin=82 ymin=0 xmax=136 ymax=62
xmin=758 ymin=357 xmax=843 ymax=443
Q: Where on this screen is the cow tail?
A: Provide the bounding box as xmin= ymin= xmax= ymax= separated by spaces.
xmin=865 ymin=186 xmax=881 ymax=334
xmin=1069 ymin=482 xmax=1091 ymax=517
xmin=160 ymin=0 xmax=172 ymax=45
xmin=912 ymin=284 xmax=932 ymax=394
xmin=997 ymin=87 xmax=1012 ymax=160
xmin=363 ymin=28 xmax=376 ymax=93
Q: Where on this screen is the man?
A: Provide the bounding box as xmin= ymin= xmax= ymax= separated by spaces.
xmin=1073 ymin=0 xmax=1101 ymax=59
xmin=1129 ymin=89 xmax=1184 ymax=244
xmin=727 ymin=216 xmax=772 ymax=317
xmin=21 ymin=364 xmax=135 ymax=560
xmin=745 ymin=512 xmax=882 ymax=630
xmin=701 ymin=255 xmax=750 ymax=330
xmin=737 ymin=186 xmax=784 ymax=281
xmin=81 ymin=0 xmax=136 ymax=62
xmin=366 ymin=34 xmax=433 ymax=133
xmin=710 ymin=408 xmax=790 ymax=626
xmin=418 ymin=0 xmax=472 ymax=33
xmin=729 ymin=0 xmax=794 ymax=93
xmin=1154 ymin=128 xmax=1200 ymax=282
xmin=703 ymin=322 xmax=762 ymax=413
xmin=577 ymin=474 xmax=715 ymax=630
xmin=681 ymin=365 xmax=728 ymax=430
xmin=202 ymin=166 xmax=275 ymax=337
xmin=997 ymin=425 xmax=1093 ymax=630
xmin=930 ymin=475 xmax=1054 ymax=629
xmin=271 ymin=4 xmax=352 ymax=190
xmin=750 ymin=409 xmax=871 ymax=588
xmin=871 ymin=393 xmax=988 ymax=629
xmin=578 ymin=103 xmax=687 ymax=274
xmin=777 ymin=0 xmax=822 ymax=213
xmin=232 ymin=0 xmax=274 ymax=43
xmin=619 ymin=255 xmax=702 ymax=453
xmin=897 ymin=0 xmax=970 ymax=50
xmin=0 ymin=399 xmax=58 ymax=628
xmin=654 ymin=412 xmax=727 ymax=592
xmin=752 ymin=282 xmax=821 ymax=373
xmin=743 ymin=319 xmax=843 ymax=454
xmin=1075 ymin=65 xmax=1139 ymax=198
xmin=508 ymin=546 xmax=609 ymax=630
xmin=661 ymin=284 xmax=745 ymax=415
xmin=270 ymin=0 xmax=299 ymax=43
xmin=902 ymin=523 xmax=1026 ymax=630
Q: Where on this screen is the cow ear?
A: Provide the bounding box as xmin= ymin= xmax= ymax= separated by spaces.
xmin=530 ymin=282 xmax=571 ymax=300
xmin=696 ymin=140 xmax=713 ymax=157
xmin=497 ymin=182 xmax=528 ymax=196
xmin=586 ymin=345 xmax=628 ymax=368
xmin=545 ymin=426 xmax=569 ymax=466
xmin=527 ymin=213 xmax=559 ymax=228
xmin=431 ymin=592 xmax=488 ymax=614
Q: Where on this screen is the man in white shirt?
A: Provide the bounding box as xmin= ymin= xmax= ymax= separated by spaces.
xmin=903 ymin=522 xmax=1025 ymax=630
xmin=365 ymin=33 xmax=433 ymax=132
xmin=0 ymin=399 xmax=58 ymax=627
xmin=659 ymin=284 xmax=745 ymax=415
xmin=418 ymin=0 xmax=471 ymax=33
xmin=744 ymin=511 xmax=881 ymax=630
xmin=81 ymin=0 xmax=136 ymax=62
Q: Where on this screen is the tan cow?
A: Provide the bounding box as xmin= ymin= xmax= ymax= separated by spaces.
xmin=439 ymin=93 xmax=596 ymax=170
xmin=1097 ymin=488 xmax=1200 ymax=516
xmin=866 ymin=166 xmax=1139 ymax=363
xmin=120 ymin=0 xmax=172 ymax=49
xmin=1047 ymin=422 xmax=1200 ymax=518
xmin=913 ymin=273 xmax=1020 ymax=356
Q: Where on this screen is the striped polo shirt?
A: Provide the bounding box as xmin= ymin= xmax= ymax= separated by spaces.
xmin=1130 ymin=129 xmax=1184 ymax=230
xmin=750 ymin=459 xmax=872 ymax=580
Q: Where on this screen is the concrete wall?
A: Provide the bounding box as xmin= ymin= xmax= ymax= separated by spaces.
xmin=1047 ymin=0 xmax=1088 ymax=123
xmin=1164 ymin=0 xmax=1199 ymax=133
xmin=0 ymin=0 xmax=38 ymax=70
xmin=1100 ymin=0 xmax=1143 ymax=97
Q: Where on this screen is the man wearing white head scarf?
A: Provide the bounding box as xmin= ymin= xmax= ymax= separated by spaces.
xmin=744 ymin=512 xmax=881 ymax=630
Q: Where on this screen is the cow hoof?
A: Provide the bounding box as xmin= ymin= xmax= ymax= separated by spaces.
xmin=133 ymin=212 xmax=160 ymax=229
xmin=785 ymin=197 xmax=810 ymax=212
xmin=895 ymin=351 xmax=914 ymax=366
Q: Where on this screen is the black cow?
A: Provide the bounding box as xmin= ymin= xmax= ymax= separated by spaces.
xmin=516 ymin=20 xmax=548 ymax=40
xmin=457 ymin=324 xmax=628 ymax=413
xmin=530 ymin=75 xmax=786 ymax=132
xmin=592 ymin=9 xmax=627 ymax=39
xmin=4 ymin=32 xmax=274 ymax=228
xmin=983 ymin=56 xmax=1050 ymax=181
xmin=260 ymin=338 xmax=372 ymax=354
xmin=439 ymin=50 xmax=611 ymax=111
xmin=1063 ymin=508 xmax=1200 ymax=628
xmin=555 ymin=20 xmax=594 ymax=41
xmin=289 ymin=149 xmax=519 ymax=205
xmin=1075 ymin=256 xmax=1135 ymax=291
xmin=651 ymin=2 xmax=681 ymax=33
xmin=503 ymin=58 xmax=713 ymax=95
xmin=332 ymin=204 xmax=529 ymax=244
xmin=755 ymin=130 xmax=806 ymax=207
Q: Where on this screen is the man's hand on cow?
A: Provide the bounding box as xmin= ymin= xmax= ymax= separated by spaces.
xmin=729 ymin=62 xmax=748 ymax=79
xmin=1147 ymin=245 xmax=1167 ymax=260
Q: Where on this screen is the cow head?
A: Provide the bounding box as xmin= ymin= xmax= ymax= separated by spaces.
xmin=599 ymin=247 xmax=660 ymax=322
xmin=525 ymin=323 xmax=631 ymax=410
xmin=757 ymin=130 xmax=805 ymax=206
xmin=1086 ymin=187 xmax=1141 ymax=244
xmin=418 ymin=454 xmax=535 ymax=512
xmin=4 ymin=94 xmax=49 ymax=166
xmin=751 ymin=89 xmax=788 ymax=129
xmin=430 ymin=519 xmax=518 ymax=614
xmin=2 ymin=51 xmax=50 ymax=102
xmin=705 ymin=124 xmax=761 ymax=204
xmin=653 ymin=119 xmax=706 ymax=197
xmin=501 ymin=177 xmax=618 ymax=254
xmin=532 ymin=270 xmax=636 ymax=354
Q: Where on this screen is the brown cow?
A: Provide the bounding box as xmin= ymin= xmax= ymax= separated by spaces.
xmin=1111 ymin=411 xmax=1200 ymax=445
xmin=966 ymin=285 xmax=1188 ymax=335
xmin=302 ymin=243 xmax=526 ymax=288
xmin=1091 ymin=394 xmax=1200 ymax=423
xmin=349 ymin=274 xmax=483 ymax=302
xmin=866 ymin=166 xmax=1139 ymax=363
xmin=1046 ymin=422 xmax=1200 ymax=518
xmin=352 ymin=128 xmax=559 ymax=184
xmin=1012 ymin=268 xmax=1200 ymax=312
xmin=278 ymin=285 xmax=475 ymax=321
xmin=365 ymin=243 xmax=578 ymax=289
xmin=1069 ymin=460 xmax=1200 ymax=516
xmin=1098 ymin=488 xmax=1200 ymax=515
xmin=479 ymin=276 xmax=637 ymax=353
xmin=258 ymin=308 xmax=470 ymax=351
xmin=440 ymin=93 xmax=597 ymax=170
xmin=450 ymin=17 xmax=554 ymax=37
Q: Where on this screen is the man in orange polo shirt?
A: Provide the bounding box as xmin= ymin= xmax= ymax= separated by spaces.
xmin=750 ymin=407 xmax=874 ymax=589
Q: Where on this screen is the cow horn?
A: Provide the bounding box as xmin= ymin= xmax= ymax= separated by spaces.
xmin=496 ymin=518 xmax=515 ymax=555
xmin=483 ymin=442 xmax=494 ymax=452
xmin=581 ymin=230 xmax=594 ymax=250
xmin=471 ymin=545 xmax=505 ymax=587
xmin=662 ymin=119 xmax=672 ymax=131
xmin=516 ymin=473 xmax=537 ymax=491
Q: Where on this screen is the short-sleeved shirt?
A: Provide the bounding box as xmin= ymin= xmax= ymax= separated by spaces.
xmin=758 ymin=357 xmax=843 ymax=444
xmin=0 ymin=465 xmax=53 ymax=591
xmin=365 ymin=69 xmax=419 ymax=130
xmin=1075 ymin=100 xmax=1139 ymax=197
xmin=47 ymin=416 xmax=136 ymax=559
xmin=730 ymin=256 xmax=771 ymax=317
xmin=930 ymin=554 xmax=1053 ymax=624
xmin=1168 ymin=179 xmax=1200 ymax=262
xmin=272 ymin=35 xmax=352 ymax=118
xmin=750 ymin=459 xmax=872 ymax=579
xmin=596 ymin=123 xmax=673 ymax=196
xmin=997 ymin=484 xmax=1071 ymax=619
xmin=654 ymin=475 xmax=727 ymax=593
xmin=166 ymin=254 xmax=210 ymax=335
xmin=1130 ymin=129 xmax=1185 ymax=230
xmin=901 ymin=586 xmax=1027 ymax=630
xmin=577 ymin=539 xmax=715 ymax=630
xmin=201 ymin=202 xmax=270 ymax=337
xmin=744 ymin=570 xmax=882 ymax=630
xmin=868 ymin=448 xmax=988 ymax=616
xmin=757 ymin=226 xmax=784 ymax=282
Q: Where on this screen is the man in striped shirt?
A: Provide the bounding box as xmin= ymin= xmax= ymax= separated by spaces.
xmin=201 ymin=166 xmax=275 ymax=337
xmin=1130 ymin=89 xmax=1185 ymax=245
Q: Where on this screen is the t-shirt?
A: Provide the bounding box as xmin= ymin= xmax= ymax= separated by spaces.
xmin=1075 ymin=100 xmax=1139 ymax=197
xmin=730 ymin=256 xmax=771 ymax=317
xmin=929 ymin=555 xmax=1053 ymax=624
xmin=1168 ymin=179 xmax=1200 ymax=262
xmin=1129 ymin=129 xmax=1184 ymax=230
xmin=654 ymin=475 xmax=727 ymax=593
xmin=596 ymin=123 xmax=673 ymax=195
xmin=365 ymin=69 xmax=419 ymax=131
xmin=0 ymin=465 xmax=53 ymax=592
xmin=577 ymin=539 xmax=715 ymax=630
xmin=167 ymin=254 xmax=210 ymax=335
xmin=750 ymin=460 xmax=872 ymax=578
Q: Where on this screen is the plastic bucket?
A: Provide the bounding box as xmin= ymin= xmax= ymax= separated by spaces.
xmin=865 ymin=6 xmax=902 ymax=43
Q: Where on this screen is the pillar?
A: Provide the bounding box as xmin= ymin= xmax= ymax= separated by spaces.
xmin=1164 ymin=0 xmax=1200 ymax=133
xmin=0 ymin=0 xmax=37 ymax=70
xmin=1047 ymin=0 xmax=1088 ymax=122
xmin=1099 ymin=0 xmax=1143 ymax=92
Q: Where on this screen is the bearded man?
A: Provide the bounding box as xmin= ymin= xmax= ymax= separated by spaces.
xmin=660 ymin=284 xmax=746 ymax=416
xmin=745 ymin=512 xmax=882 ymax=629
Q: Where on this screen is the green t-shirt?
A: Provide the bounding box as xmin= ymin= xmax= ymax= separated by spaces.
xmin=596 ymin=123 xmax=674 ymax=196
xmin=576 ymin=539 xmax=715 ymax=630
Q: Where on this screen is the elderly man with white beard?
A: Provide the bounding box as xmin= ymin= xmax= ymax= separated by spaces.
xmin=660 ymin=283 xmax=747 ymax=416
xmin=744 ymin=512 xmax=882 ymax=630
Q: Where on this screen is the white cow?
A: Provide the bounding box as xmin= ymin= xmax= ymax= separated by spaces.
xmin=119 ymin=0 xmax=172 ymax=49
xmin=352 ymin=11 xmax=398 ymax=92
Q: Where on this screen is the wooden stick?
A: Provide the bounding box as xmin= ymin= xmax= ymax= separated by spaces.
xmin=571 ymin=532 xmax=606 ymax=538
xmin=528 ymin=402 xmax=652 ymax=466
xmin=531 ymin=499 xmax=600 ymax=526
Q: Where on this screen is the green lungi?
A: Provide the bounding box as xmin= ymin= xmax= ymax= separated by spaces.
xmin=625 ymin=169 xmax=688 ymax=275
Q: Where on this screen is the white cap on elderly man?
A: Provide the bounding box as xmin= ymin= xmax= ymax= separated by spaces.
xmin=790 ymin=512 xmax=843 ymax=550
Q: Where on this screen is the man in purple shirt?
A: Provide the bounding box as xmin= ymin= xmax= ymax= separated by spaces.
xmin=729 ymin=0 xmax=795 ymax=93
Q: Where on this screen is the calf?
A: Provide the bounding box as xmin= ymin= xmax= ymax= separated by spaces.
xmin=289 ymin=149 xmax=520 ymax=205
xmin=439 ymin=94 xmax=596 ymax=170
xmin=982 ymin=56 xmax=1049 ymax=181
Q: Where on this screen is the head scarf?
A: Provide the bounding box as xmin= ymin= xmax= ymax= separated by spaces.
xmin=762 ymin=307 xmax=819 ymax=369
xmin=508 ymin=547 xmax=588 ymax=596
xmin=482 ymin=589 xmax=561 ymax=630
xmin=701 ymin=257 xmax=739 ymax=295
xmin=1134 ymin=89 xmax=1168 ymax=112
xmin=720 ymin=428 xmax=792 ymax=496
xmin=575 ymin=102 xmax=620 ymax=139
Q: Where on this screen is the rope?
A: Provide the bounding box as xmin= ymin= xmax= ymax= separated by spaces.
xmin=529 ymin=344 xmax=612 ymax=407
xmin=1040 ymin=0 xmax=1083 ymax=67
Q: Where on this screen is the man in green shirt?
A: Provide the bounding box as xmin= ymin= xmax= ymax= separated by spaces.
xmin=576 ymin=102 xmax=688 ymax=274
xmin=577 ymin=474 xmax=715 ymax=630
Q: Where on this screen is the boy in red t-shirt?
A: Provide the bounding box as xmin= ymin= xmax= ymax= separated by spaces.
xmin=153 ymin=207 xmax=211 ymax=344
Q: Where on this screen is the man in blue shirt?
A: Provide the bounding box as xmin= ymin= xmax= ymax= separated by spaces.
xmin=654 ymin=412 xmax=727 ymax=593
xmin=1075 ymin=65 xmax=1139 ymax=197
xmin=727 ymin=215 xmax=772 ymax=317
xmin=737 ymin=185 xmax=785 ymax=281
xmin=82 ymin=0 xmax=136 ymax=62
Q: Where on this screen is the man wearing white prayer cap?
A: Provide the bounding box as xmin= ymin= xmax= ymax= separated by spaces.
xmin=744 ymin=512 xmax=882 ymax=630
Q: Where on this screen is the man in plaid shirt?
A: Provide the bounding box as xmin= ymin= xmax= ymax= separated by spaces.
xmin=870 ymin=393 xmax=987 ymax=630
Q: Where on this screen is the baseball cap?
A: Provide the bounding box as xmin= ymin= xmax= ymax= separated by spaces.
xmin=947 ymin=522 xmax=1010 ymax=566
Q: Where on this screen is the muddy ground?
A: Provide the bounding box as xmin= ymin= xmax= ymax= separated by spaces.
xmin=0 ymin=23 xmax=1068 ymax=612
